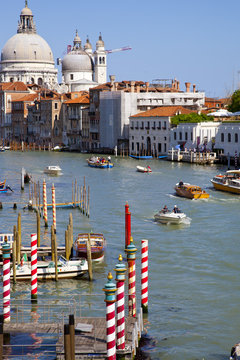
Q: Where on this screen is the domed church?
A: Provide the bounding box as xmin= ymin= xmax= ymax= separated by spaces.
xmin=0 ymin=0 xmax=58 ymax=86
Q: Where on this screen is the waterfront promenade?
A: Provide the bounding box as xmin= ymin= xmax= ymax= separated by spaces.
xmin=0 ymin=151 xmax=239 ymax=359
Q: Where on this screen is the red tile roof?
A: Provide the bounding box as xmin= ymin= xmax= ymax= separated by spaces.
xmin=0 ymin=82 xmax=29 ymax=92
xmin=65 ymin=94 xmax=89 ymax=104
xmin=130 ymin=106 xmax=196 ymax=118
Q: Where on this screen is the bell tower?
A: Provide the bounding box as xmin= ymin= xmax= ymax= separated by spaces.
xmin=94 ymin=33 xmax=107 ymax=84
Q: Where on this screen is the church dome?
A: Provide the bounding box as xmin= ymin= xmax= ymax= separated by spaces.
xmin=21 ymin=6 xmax=32 ymax=16
xmin=62 ymin=49 xmax=93 ymax=72
xmin=1 ymin=33 xmax=54 ymax=63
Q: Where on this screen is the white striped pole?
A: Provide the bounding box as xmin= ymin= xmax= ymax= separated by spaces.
xmin=2 ymin=240 xmax=11 ymax=323
xmin=103 ymin=272 xmax=117 ymax=360
xmin=114 ymin=254 xmax=126 ymax=350
xmin=141 ymin=239 xmax=148 ymax=313
xmin=31 ymin=233 xmax=38 ymax=302
xmin=51 ymin=184 xmax=56 ymax=233
xmin=125 ymin=237 xmax=137 ymax=317
xmin=43 ymin=179 xmax=48 ymax=228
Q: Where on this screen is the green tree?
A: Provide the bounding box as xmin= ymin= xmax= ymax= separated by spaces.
xmin=171 ymin=113 xmax=213 ymax=126
xmin=228 ymin=89 xmax=240 ymax=112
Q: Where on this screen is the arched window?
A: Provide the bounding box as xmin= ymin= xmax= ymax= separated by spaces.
xmin=55 ymin=115 xmax=58 ymax=121
xmin=99 ymin=57 xmax=102 ymax=64
xmin=221 ymin=133 xmax=224 ymax=142
xmin=235 ymin=133 xmax=238 ymax=143
xmin=102 ymin=57 xmax=105 ymax=64
xmin=179 ymin=132 xmax=182 ymax=140
xmin=31 ymin=78 xmax=34 ymax=84
xmin=38 ymin=78 xmax=43 ymax=85
xmin=10 ymin=78 xmax=14 ymax=82
xmin=228 ymin=133 xmax=231 ymax=142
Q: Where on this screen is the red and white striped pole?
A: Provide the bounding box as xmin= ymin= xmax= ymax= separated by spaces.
xmin=125 ymin=202 xmax=131 ymax=248
xmin=126 ymin=236 xmax=137 ymax=317
xmin=141 ymin=239 xmax=148 ymax=313
xmin=51 ymin=183 xmax=56 ymax=233
xmin=2 ymin=240 xmax=11 ymax=323
xmin=103 ymin=272 xmax=117 ymax=360
xmin=31 ymin=233 xmax=38 ymax=302
xmin=114 ymin=254 xmax=127 ymax=350
xmin=43 ymin=179 xmax=48 ymax=228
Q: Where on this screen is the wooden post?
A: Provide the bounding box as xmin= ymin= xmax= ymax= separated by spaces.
xmin=72 ymin=181 xmax=74 ymax=204
xmin=54 ymin=232 xmax=58 ymax=282
xmin=51 ymin=225 xmax=55 ymax=261
xmin=74 ymin=179 xmax=77 ymax=206
xmin=80 ymin=186 xmax=83 ymax=212
xmin=67 ymin=225 xmax=71 ymax=259
xmin=12 ymin=239 xmax=16 ymax=284
xmin=86 ymin=233 xmax=93 ymax=281
xmin=69 ymin=315 xmax=75 ymax=360
xmin=69 ymin=213 xmax=73 ymax=251
xmin=37 ymin=211 xmax=41 ymax=247
xmin=64 ymin=324 xmax=71 ymax=360
xmin=16 ymin=231 xmax=20 ymax=264
xmin=38 ymin=181 xmax=41 ymax=214
xmin=21 ymin=167 xmax=25 ymax=191
xmin=87 ymin=186 xmax=90 ymax=218
xmin=17 ymin=213 xmax=21 ymax=253
xmin=65 ymin=229 xmax=69 ymax=260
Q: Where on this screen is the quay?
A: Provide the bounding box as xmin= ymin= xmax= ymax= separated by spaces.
xmin=168 ymin=148 xmax=217 ymax=164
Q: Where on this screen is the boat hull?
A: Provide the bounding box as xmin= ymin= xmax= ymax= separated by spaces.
xmin=175 ymin=186 xmax=209 ymax=199
xmin=211 ymin=181 xmax=240 ymax=194
xmin=87 ymin=161 xmax=113 ymax=169
xmin=136 ymin=166 xmax=152 ymax=173
xmin=154 ymin=212 xmax=186 ymax=224
xmin=73 ymin=233 xmax=106 ymax=262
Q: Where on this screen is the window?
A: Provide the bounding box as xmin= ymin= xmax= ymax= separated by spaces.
xmin=174 ymin=132 xmax=176 ymax=140
xmin=179 ymin=132 xmax=182 ymax=140
xmin=137 ymin=142 xmax=139 ymax=151
xmin=55 ymin=115 xmax=58 ymax=121
xmin=235 ymin=133 xmax=238 ymax=143
xmin=132 ymin=136 xmax=134 ymax=140
xmin=228 ymin=133 xmax=231 ymax=142
xmin=102 ymin=57 xmax=105 ymax=64
xmin=191 ymin=132 xmax=193 ymax=141
xmin=163 ymin=121 xmax=167 ymax=129
xmin=221 ymin=133 xmax=224 ymax=142
xmin=158 ymin=143 xmax=161 ymax=152
xmin=185 ymin=132 xmax=188 ymax=141
xmin=164 ymin=143 xmax=166 ymax=152
xmin=132 ymin=142 xmax=134 ymax=151
xmin=142 ymin=136 xmax=144 ymax=140
xmin=70 ymin=74 xmax=74 ymax=80
xmin=158 ymin=121 xmax=161 ymax=130
xmin=140 ymin=122 xmax=144 ymax=129
xmin=55 ymin=103 xmax=58 ymax=110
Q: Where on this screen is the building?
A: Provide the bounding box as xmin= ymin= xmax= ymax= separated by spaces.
xmin=214 ymin=122 xmax=240 ymax=156
xmin=0 ymin=1 xmax=58 ymax=87
xmin=89 ymin=78 xmax=205 ymax=152
xmin=129 ymin=106 xmax=195 ymax=156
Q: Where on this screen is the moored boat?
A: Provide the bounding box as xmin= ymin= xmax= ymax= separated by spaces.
xmin=9 ymin=256 xmax=88 ymax=281
xmin=87 ymin=157 xmax=113 ymax=169
xmin=44 ymin=165 xmax=62 ymax=175
xmin=73 ymin=233 xmax=106 ymax=262
xmin=0 ymin=180 xmax=6 ymax=189
xmin=211 ymin=170 xmax=240 ymax=194
xmin=154 ymin=206 xmax=187 ymax=224
xmin=175 ymin=182 xmax=209 ymax=199
xmin=136 ymin=165 xmax=152 ymax=173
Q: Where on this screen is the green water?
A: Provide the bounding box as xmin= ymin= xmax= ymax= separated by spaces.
xmin=0 ymin=151 xmax=239 ymax=359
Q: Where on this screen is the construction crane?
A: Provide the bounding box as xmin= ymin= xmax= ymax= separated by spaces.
xmin=105 ymin=46 xmax=132 ymax=54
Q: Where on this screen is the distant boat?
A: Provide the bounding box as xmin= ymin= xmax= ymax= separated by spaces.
xmin=44 ymin=165 xmax=62 ymax=175
xmin=87 ymin=157 xmax=113 ymax=169
xmin=73 ymin=233 xmax=106 ymax=262
xmin=129 ymin=155 xmax=153 ymax=160
xmin=0 ymin=180 xmax=6 ymax=189
xmin=175 ymin=182 xmax=209 ymax=199
xmin=0 ymin=185 xmax=14 ymax=193
xmin=136 ymin=165 xmax=152 ymax=173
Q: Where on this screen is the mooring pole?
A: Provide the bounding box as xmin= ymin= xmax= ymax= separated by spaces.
xmin=2 ymin=239 xmax=11 ymax=323
xmin=125 ymin=237 xmax=137 ymax=317
xmin=115 ymin=254 xmax=126 ymax=351
xmin=31 ymin=233 xmax=38 ymax=303
xmin=141 ymin=239 xmax=148 ymax=313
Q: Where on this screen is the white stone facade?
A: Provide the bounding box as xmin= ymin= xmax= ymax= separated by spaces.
xmin=214 ymin=123 xmax=240 ymax=156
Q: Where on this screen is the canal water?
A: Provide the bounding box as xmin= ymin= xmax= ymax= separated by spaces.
xmin=0 ymin=151 xmax=239 ymax=359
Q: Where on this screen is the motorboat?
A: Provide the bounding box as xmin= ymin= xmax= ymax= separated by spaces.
xmin=211 ymin=169 xmax=240 ymax=194
xmin=87 ymin=157 xmax=113 ymax=169
xmin=43 ymin=165 xmax=62 ymax=175
xmin=73 ymin=233 xmax=106 ymax=262
xmin=0 ymin=180 xmax=6 ymax=189
xmin=0 ymin=185 xmax=13 ymax=193
xmin=9 ymin=256 xmax=88 ymax=281
xmin=154 ymin=207 xmax=187 ymax=224
xmin=175 ymin=182 xmax=209 ymax=199
xmin=136 ymin=165 xmax=152 ymax=173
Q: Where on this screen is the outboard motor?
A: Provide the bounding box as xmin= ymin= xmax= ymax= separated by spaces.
xmin=6 ymin=185 xmax=14 ymax=192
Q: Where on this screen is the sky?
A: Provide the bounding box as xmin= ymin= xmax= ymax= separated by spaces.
xmin=1 ymin=0 xmax=240 ymax=98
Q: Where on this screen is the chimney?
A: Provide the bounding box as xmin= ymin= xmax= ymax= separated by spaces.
xmin=176 ymin=81 xmax=180 ymax=91
xmin=136 ymin=85 xmax=140 ymax=93
xmin=145 ymin=82 xmax=149 ymax=92
xmin=109 ymin=75 xmax=115 ymax=86
xmin=114 ymin=82 xmax=118 ymax=91
xmin=130 ymin=81 xmax=135 ymax=93
xmin=192 ymin=84 xmax=196 ymax=93
xmin=185 ymin=82 xmax=191 ymax=93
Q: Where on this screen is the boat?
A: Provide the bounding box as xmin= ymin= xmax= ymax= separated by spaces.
xmin=43 ymin=165 xmax=62 ymax=175
xmin=154 ymin=206 xmax=187 ymax=224
xmin=129 ymin=155 xmax=153 ymax=160
xmin=136 ymin=165 xmax=152 ymax=173
xmin=24 ymin=172 xmax=32 ymax=184
xmin=9 ymin=255 xmax=88 ymax=281
xmin=175 ymin=182 xmax=209 ymax=199
xmin=211 ymin=169 xmax=240 ymax=194
xmin=87 ymin=157 xmax=113 ymax=169
xmin=0 ymin=185 xmax=13 ymax=193
xmin=73 ymin=233 xmax=106 ymax=262
xmin=0 ymin=180 xmax=6 ymax=189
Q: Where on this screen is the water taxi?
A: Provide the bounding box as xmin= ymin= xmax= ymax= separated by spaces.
xmin=44 ymin=165 xmax=62 ymax=175
xmin=175 ymin=182 xmax=209 ymax=199
xmin=154 ymin=206 xmax=187 ymax=224
xmin=211 ymin=170 xmax=240 ymax=194
xmin=136 ymin=165 xmax=152 ymax=173
xmin=73 ymin=233 xmax=106 ymax=262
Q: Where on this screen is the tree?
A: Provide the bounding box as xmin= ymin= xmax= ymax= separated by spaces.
xmin=171 ymin=113 xmax=213 ymax=126
xmin=228 ymin=89 xmax=240 ymax=112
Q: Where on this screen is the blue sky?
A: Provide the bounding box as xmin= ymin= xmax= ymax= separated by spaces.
xmin=1 ymin=0 xmax=240 ymax=98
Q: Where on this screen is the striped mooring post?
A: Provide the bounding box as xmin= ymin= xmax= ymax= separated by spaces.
xmin=114 ymin=254 xmax=127 ymax=350
xmin=125 ymin=236 xmax=137 ymax=317
xmin=51 ymin=183 xmax=56 ymax=232
xmin=103 ymin=272 xmax=117 ymax=360
xmin=2 ymin=239 xmax=11 ymax=323
xmin=31 ymin=233 xmax=38 ymax=302
xmin=141 ymin=239 xmax=148 ymax=313
xmin=125 ymin=202 xmax=131 ymax=248
xmin=43 ymin=179 xmax=48 ymax=228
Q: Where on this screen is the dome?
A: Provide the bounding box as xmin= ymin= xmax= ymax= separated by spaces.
xmin=1 ymin=33 xmax=54 ymax=63
xmin=84 ymin=38 xmax=92 ymax=50
xmin=62 ymin=50 xmax=92 ymax=72
xmin=21 ymin=6 xmax=32 ymax=16
xmin=96 ymin=34 xmax=104 ymax=48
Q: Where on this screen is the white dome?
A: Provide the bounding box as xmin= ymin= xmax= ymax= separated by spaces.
xmin=62 ymin=50 xmax=93 ymax=72
xmin=21 ymin=6 xmax=32 ymax=16
xmin=1 ymin=33 xmax=54 ymax=63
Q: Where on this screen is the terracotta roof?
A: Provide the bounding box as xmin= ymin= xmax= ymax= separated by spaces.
xmin=130 ymin=106 xmax=196 ymax=118
xmin=65 ymin=94 xmax=89 ymax=104
xmin=0 ymin=82 xmax=28 ymax=92
xmin=11 ymin=94 xmax=38 ymax=102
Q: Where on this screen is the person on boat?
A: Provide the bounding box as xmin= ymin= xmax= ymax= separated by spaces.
xmin=173 ymin=205 xmax=180 ymax=213
xmin=178 ymin=180 xmax=184 ymax=187
xmin=161 ymin=205 xmax=168 ymax=213
xmin=108 ymin=156 xmax=111 ymax=162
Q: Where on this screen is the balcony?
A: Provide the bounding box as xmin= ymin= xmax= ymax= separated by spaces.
xmin=152 ymin=126 xmax=156 ymax=130
xmin=135 ymin=126 xmax=139 ymax=129
xmin=145 ymin=126 xmax=150 ymax=130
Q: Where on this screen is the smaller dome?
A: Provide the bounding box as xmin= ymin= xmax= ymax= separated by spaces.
xmin=96 ymin=33 xmax=104 ymax=47
xmin=74 ymin=31 xmax=81 ymax=44
xmin=84 ymin=37 xmax=92 ymax=50
xmin=21 ymin=6 xmax=32 ymax=16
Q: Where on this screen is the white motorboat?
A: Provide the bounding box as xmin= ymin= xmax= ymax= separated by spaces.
xmin=9 ymin=256 xmax=88 ymax=281
xmin=136 ymin=165 xmax=152 ymax=173
xmin=154 ymin=208 xmax=187 ymax=224
xmin=43 ymin=165 xmax=62 ymax=175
